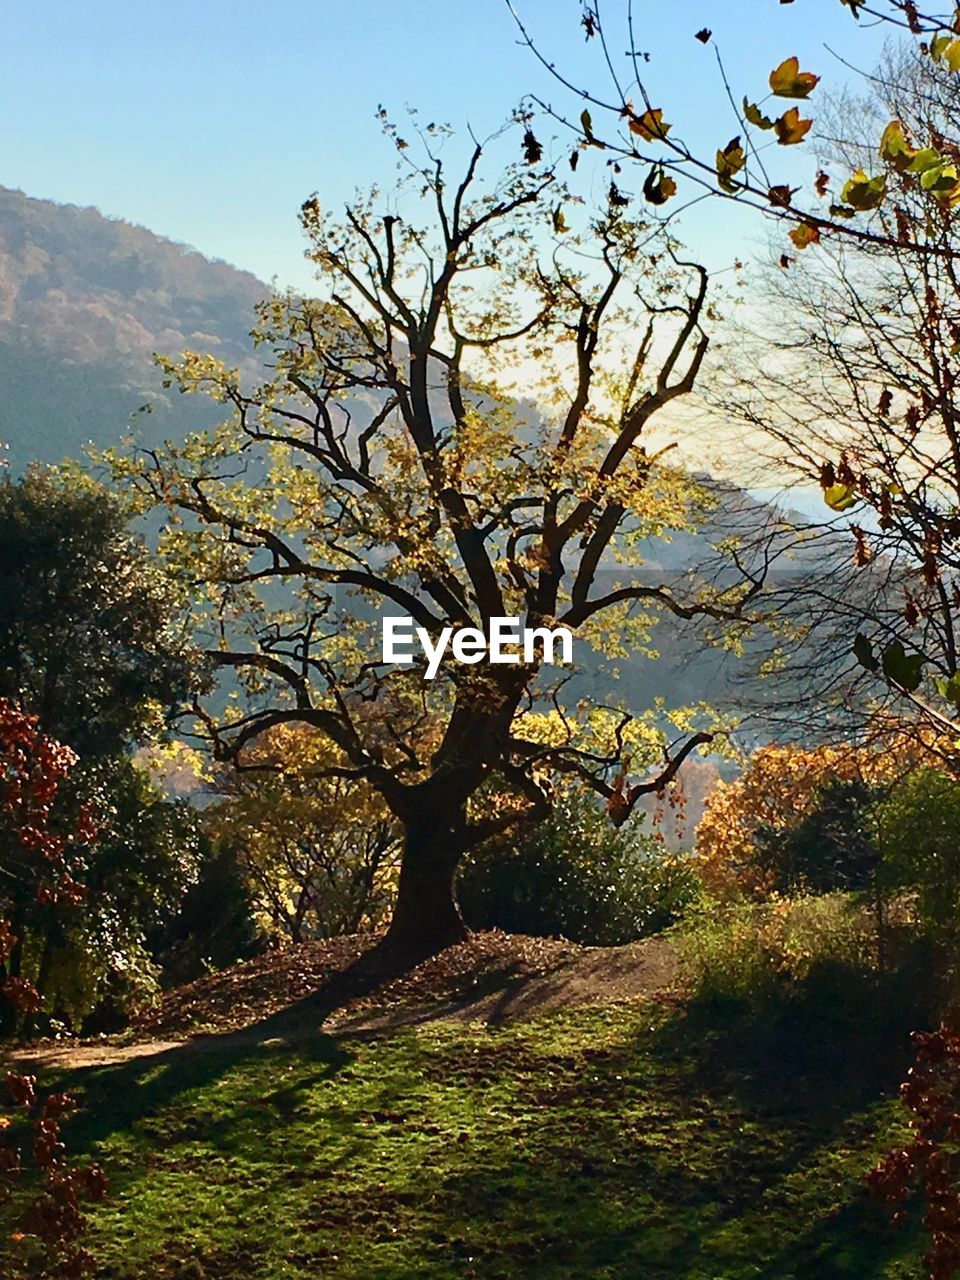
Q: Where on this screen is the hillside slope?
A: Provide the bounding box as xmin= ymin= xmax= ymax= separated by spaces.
xmin=2 ymin=931 xmax=923 ymax=1280
xmin=0 ymin=185 xmax=270 ymax=467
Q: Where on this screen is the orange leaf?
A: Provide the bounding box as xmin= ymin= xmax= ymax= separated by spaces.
xmin=629 ymin=108 xmax=670 ymax=141
xmin=774 ymin=107 xmax=812 ymax=146
xmin=789 ymin=222 xmax=821 ymax=249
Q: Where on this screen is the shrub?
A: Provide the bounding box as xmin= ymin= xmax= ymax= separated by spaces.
xmin=458 ymin=792 xmax=696 ymax=946
xmin=874 ymin=768 xmax=960 ymax=966
xmin=677 ymin=892 xmax=875 ymax=1007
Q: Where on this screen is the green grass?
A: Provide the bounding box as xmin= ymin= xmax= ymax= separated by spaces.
xmin=8 ymin=994 xmax=929 ymax=1279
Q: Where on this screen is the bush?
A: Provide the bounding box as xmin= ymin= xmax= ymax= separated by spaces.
xmin=874 ymin=767 xmax=960 ymax=965
xmin=677 ymin=892 xmax=876 ymax=1007
xmin=458 ymin=792 xmax=696 ymax=946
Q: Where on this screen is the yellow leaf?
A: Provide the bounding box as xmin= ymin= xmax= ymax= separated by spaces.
xmin=879 ymin=120 xmax=917 ymax=172
xmin=716 ymin=137 xmax=746 ymax=192
xmin=769 ymin=56 xmax=820 ymax=98
xmin=774 ymin=107 xmax=812 ymax=146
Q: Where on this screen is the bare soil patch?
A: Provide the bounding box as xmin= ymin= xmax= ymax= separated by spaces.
xmin=6 ymin=930 xmax=682 ymax=1070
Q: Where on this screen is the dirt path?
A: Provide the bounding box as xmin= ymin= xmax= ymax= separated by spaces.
xmin=5 ymin=932 xmax=683 ymax=1072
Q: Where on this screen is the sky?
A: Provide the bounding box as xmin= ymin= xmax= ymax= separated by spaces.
xmin=0 ymin=1 xmax=894 ymax=292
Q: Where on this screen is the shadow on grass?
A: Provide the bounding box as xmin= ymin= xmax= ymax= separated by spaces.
xmin=41 ymin=940 xmax=431 ymax=1151
xmin=14 ymin=948 xmax=936 ymax=1279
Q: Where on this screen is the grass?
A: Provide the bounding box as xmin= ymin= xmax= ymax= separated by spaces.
xmin=6 ymin=983 xmax=930 ymax=1280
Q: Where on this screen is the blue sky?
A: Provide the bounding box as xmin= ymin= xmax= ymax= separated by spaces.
xmin=2 ymin=1 xmax=891 ymax=289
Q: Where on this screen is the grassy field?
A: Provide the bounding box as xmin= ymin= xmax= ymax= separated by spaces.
xmin=10 ymin=983 xmax=929 ymax=1280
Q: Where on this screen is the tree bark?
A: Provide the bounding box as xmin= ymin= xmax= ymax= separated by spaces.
xmin=382 ymin=806 xmax=468 ymax=959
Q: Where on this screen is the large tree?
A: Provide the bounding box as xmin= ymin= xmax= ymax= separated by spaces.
xmin=110 ymin=128 xmax=757 ymax=958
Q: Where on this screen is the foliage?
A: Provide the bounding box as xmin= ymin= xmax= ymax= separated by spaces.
xmin=695 ymin=742 xmax=911 ymax=898
xmin=677 ymin=891 xmax=877 ymax=1007
xmin=206 ymin=723 xmax=402 ymax=943
xmin=105 ymin=122 xmax=745 ymax=954
xmin=150 ymin=838 xmax=262 ymax=989
xmin=755 ymin=776 xmax=879 ymax=896
xmin=512 ymin=1 xmax=960 ymax=254
xmin=458 ymin=791 xmax=695 ymax=945
xmin=0 ymin=699 xmax=94 ymax=1034
xmin=0 ymin=700 xmax=106 ymax=1277
xmin=702 ymin=44 xmax=960 ymax=743
xmin=870 ymin=1023 xmax=960 ymax=1280
xmin=5 ymin=754 xmax=202 ymax=1034
xmin=874 ymin=768 xmax=960 ymax=963
xmin=0 ymin=468 xmax=199 ymax=757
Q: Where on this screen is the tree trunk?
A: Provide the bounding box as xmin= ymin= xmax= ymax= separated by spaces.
xmin=383 ymin=807 xmax=468 ymax=959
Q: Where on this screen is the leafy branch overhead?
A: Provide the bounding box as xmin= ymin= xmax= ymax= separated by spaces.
xmin=508 ymin=0 xmax=960 ymax=253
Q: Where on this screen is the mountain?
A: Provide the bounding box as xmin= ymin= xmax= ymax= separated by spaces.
xmin=0 ymin=185 xmax=271 ymax=468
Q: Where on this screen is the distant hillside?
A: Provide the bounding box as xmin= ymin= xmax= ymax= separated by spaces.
xmin=0 ymin=185 xmax=271 ymax=467
xmin=0 ymin=184 xmax=835 ymax=736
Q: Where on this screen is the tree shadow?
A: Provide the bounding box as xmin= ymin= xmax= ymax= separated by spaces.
xmin=30 ymin=939 xmax=430 ymax=1151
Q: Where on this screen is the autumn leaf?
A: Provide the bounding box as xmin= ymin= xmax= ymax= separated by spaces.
xmin=879 ymin=120 xmax=917 ymax=172
xmin=774 ymin=107 xmax=812 ymax=145
xmin=768 ymin=184 xmax=795 ymax=207
xmin=789 ymin=222 xmax=821 ymax=249
xmin=931 ymin=35 xmax=960 ymax=71
xmin=769 ymin=56 xmax=820 ymax=98
xmin=552 ymin=204 xmax=569 ymax=233
xmin=643 ymin=165 xmax=677 ymax=204
xmin=779 ymin=253 xmax=794 ymax=269
xmin=580 ymin=108 xmax=594 ymax=140
xmin=743 ymin=99 xmax=775 ymax=130
xmin=853 ymin=633 xmax=879 ymax=672
xmin=608 ymin=181 xmax=630 ymax=208
xmin=815 ymin=170 xmax=831 ymax=196
xmin=629 ymin=108 xmax=670 ymax=141
xmin=840 ymin=170 xmax=887 ymax=211
xmin=716 ymin=136 xmax=746 ymax=192
xmin=522 ymin=129 xmax=542 ymax=165
xmin=695 ymin=28 xmax=712 ymax=43
xmin=918 ymin=161 xmax=960 ymax=201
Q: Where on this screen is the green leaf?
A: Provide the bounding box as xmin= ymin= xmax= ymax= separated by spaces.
xmin=879 ymin=120 xmax=917 ymax=173
xmin=853 ymin=633 xmax=879 ymax=672
xmin=881 ymin=640 xmax=923 ymax=692
xmin=931 ymin=32 xmax=953 ymax=62
xmin=839 ymin=170 xmax=887 ymax=211
xmin=936 ymin=672 xmax=960 ymax=707
xmin=823 ymin=483 xmax=858 ymax=511
xmin=743 ymin=98 xmax=775 ymax=130
xmin=920 ymin=162 xmax=960 ymax=198
xmin=908 ymin=148 xmax=945 ymax=175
